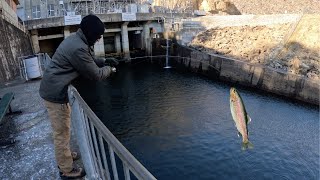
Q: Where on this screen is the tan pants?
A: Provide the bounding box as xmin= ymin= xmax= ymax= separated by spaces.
xmin=44 ymin=100 xmax=73 ymax=173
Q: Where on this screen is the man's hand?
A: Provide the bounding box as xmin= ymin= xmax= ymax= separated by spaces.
xmin=111 ymin=67 xmax=116 ymax=73
xmin=105 ymin=58 xmax=119 ymax=66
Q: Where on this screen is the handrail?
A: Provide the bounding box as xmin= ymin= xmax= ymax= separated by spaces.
xmin=68 ymin=85 xmax=157 ymax=180
xmin=22 ymin=1 xmax=193 ymax=20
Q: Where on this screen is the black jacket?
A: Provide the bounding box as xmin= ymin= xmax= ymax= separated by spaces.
xmin=39 ymin=29 xmax=112 ymax=103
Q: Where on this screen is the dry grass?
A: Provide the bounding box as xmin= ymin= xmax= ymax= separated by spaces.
xmin=189 ymin=14 xmax=320 ymax=80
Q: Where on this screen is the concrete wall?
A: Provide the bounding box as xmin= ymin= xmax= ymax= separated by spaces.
xmin=173 ymin=44 xmax=319 ymax=105
xmin=0 ymin=18 xmax=33 ymax=82
xmin=24 ymin=13 xmax=186 ymax=30
xmin=191 ymin=14 xmax=300 ymax=29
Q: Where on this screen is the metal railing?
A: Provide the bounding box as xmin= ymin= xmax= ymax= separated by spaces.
xmin=68 ymin=85 xmax=157 ymax=180
xmin=22 ymin=0 xmax=194 ymax=20
xmin=24 ymin=0 xmax=149 ymax=19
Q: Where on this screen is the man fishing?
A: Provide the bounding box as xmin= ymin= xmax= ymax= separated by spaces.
xmin=230 ymin=87 xmax=253 ymax=150
xmin=39 ymin=14 xmax=118 ymax=179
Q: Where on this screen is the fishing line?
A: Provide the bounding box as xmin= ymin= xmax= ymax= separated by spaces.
xmin=129 ymin=55 xmax=221 ymax=72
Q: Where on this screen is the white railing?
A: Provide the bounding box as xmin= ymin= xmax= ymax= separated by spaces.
xmin=24 ymin=0 xmax=193 ymax=20
xmin=68 ymin=85 xmax=157 ymax=180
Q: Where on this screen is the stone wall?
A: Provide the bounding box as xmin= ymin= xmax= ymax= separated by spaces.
xmin=0 ymin=18 xmax=33 ymax=82
xmin=173 ymin=44 xmax=319 ymax=105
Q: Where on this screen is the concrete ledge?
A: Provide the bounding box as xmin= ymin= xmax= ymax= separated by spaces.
xmin=38 ymin=34 xmax=64 ymax=40
xmin=192 ymin=14 xmax=300 ymax=29
xmin=25 ymin=13 xmax=189 ymax=30
xmin=174 ymin=44 xmax=319 ymax=105
xmin=25 ymin=17 xmax=64 ymax=29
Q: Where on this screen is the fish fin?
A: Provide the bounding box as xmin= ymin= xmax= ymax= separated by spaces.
xmin=237 ymin=132 xmax=241 ymax=137
xmin=241 ymin=141 xmax=254 ymax=150
xmin=247 ymin=115 xmax=252 ymax=124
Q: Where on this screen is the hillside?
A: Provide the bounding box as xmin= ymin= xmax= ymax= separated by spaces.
xmin=189 ymin=14 xmax=320 ymax=80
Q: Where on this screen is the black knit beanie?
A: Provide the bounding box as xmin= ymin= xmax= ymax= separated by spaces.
xmin=80 ymin=15 xmax=105 ymax=46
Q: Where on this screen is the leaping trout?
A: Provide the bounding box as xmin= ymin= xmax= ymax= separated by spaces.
xmin=230 ymin=87 xmax=253 ymax=150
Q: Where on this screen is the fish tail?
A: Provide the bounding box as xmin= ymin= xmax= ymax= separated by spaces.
xmin=241 ymin=140 xmax=254 ymax=150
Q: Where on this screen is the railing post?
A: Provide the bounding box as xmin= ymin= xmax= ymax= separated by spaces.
xmin=68 ymin=87 xmax=99 ymax=180
xmin=68 ymin=85 xmax=157 ymax=180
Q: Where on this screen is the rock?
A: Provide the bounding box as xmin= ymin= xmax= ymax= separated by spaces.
xmin=307 ymin=71 xmax=319 ymax=80
xmin=189 ymin=19 xmax=319 ymax=79
xmin=300 ymin=63 xmax=310 ymax=70
xmin=292 ymin=57 xmax=301 ymax=69
xmin=275 ymin=62 xmax=283 ymax=69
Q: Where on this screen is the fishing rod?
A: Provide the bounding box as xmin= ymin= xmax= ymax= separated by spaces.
xmin=128 ymin=55 xmax=221 ymax=72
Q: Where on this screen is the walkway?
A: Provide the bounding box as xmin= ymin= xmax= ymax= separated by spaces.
xmin=0 ymin=79 xmax=80 ymax=179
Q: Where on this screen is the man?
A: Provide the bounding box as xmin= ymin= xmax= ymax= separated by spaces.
xmin=39 ymin=15 xmax=116 ymax=179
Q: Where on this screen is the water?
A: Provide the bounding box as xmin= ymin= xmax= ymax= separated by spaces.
xmin=76 ymin=63 xmax=319 ymax=180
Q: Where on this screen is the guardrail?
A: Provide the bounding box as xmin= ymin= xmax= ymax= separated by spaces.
xmin=68 ymin=85 xmax=157 ymax=180
xmin=23 ymin=1 xmax=193 ymax=20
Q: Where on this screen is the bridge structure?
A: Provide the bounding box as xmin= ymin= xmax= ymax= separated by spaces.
xmin=21 ymin=0 xmax=193 ymax=59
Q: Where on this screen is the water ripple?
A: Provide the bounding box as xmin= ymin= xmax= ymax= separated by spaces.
xmin=78 ymin=64 xmax=319 ymax=180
